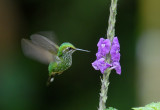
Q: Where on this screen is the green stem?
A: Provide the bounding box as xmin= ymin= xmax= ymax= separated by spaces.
xmin=98 ymin=0 xmax=118 ymax=110
xmin=107 ymin=0 xmax=118 ymax=41
xmin=98 ymin=70 xmax=111 ymax=110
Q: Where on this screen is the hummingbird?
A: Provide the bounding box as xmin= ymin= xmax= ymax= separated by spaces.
xmin=21 ymin=32 xmax=90 ymax=85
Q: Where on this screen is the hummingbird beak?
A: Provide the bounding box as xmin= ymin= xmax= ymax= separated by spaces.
xmin=76 ymin=48 xmax=90 ymax=52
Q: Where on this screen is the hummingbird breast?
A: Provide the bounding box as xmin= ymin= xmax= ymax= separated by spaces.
xmin=62 ymin=53 xmax=72 ymax=69
xmin=48 ymin=53 xmax=72 ymax=75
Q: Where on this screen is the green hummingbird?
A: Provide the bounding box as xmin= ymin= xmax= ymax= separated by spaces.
xmin=21 ymin=32 xmax=90 ymax=85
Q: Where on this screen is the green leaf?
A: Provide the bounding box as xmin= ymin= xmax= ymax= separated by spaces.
xmin=132 ymin=102 xmax=160 ymax=110
xmin=105 ymin=107 xmax=118 ymax=110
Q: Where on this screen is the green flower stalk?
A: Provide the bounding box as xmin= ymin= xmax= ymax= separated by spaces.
xmin=92 ymin=0 xmax=119 ymax=110
xmin=98 ymin=0 xmax=118 ymax=109
xmin=107 ymin=0 xmax=118 ymax=41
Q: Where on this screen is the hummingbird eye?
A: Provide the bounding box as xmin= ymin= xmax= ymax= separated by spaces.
xmin=68 ymin=47 xmax=72 ymax=50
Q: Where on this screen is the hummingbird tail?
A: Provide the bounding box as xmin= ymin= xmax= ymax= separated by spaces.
xmin=46 ymin=75 xmax=55 ymax=86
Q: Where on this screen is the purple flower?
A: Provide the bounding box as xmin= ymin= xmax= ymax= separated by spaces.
xmin=97 ymin=38 xmax=111 ymax=56
xmin=110 ymin=44 xmax=120 ymax=62
xmin=96 ymin=52 xmax=103 ymax=60
xmin=92 ymin=37 xmax=121 ymax=75
xmin=92 ymin=58 xmax=111 ymax=74
xmin=112 ymin=37 xmax=120 ymax=48
xmin=112 ymin=62 xmax=121 ymax=75
xmin=92 ymin=60 xmax=99 ymax=70
xmin=110 ymin=37 xmax=120 ymax=62
xmin=98 ymin=58 xmax=111 ymax=73
xmin=110 ymin=37 xmax=121 ymax=74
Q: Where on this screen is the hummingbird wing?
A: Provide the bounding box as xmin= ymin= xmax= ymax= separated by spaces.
xmin=35 ymin=31 xmax=59 ymax=43
xmin=30 ymin=33 xmax=59 ymax=54
xmin=21 ymin=39 xmax=55 ymax=64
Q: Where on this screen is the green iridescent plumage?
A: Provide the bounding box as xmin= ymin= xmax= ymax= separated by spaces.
xmin=21 ymin=32 xmax=90 ymax=85
xmin=49 ymin=43 xmax=74 ymax=74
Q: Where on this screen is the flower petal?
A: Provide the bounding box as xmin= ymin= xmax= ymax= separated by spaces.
xmin=111 ymin=42 xmax=120 ymax=62
xmin=98 ymin=38 xmax=111 ymax=56
xmin=112 ymin=37 xmax=120 ymax=48
xmin=98 ymin=58 xmax=111 ymax=74
xmin=92 ymin=60 xmax=99 ymax=70
xmin=112 ymin=62 xmax=121 ymax=75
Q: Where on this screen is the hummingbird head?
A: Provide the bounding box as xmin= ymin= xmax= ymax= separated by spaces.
xmin=57 ymin=42 xmax=90 ymax=57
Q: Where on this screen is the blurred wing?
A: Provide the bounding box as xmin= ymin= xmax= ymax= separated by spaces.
xmin=36 ymin=31 xmax=59 ymax=43
xmin=30 ymin=34 xmax=59 ymax=54
xmin=21 ymin=39 xmax=55 ymax=64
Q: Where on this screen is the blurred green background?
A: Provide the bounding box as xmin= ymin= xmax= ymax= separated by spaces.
xmin=0 ymin=0 xmax=148 ymax=110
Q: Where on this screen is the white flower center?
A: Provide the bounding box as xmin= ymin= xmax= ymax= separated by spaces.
xmin=116 ymin=50 xmax=118 ymax=53
xmin=101 ymin=44 xmax=105 ymax=48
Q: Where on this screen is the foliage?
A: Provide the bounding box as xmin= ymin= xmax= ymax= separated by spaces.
xmin=132 ymin=102 xmax=160 ymax=110
xmin=105 ymin=107 xmax=118 ymax=110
